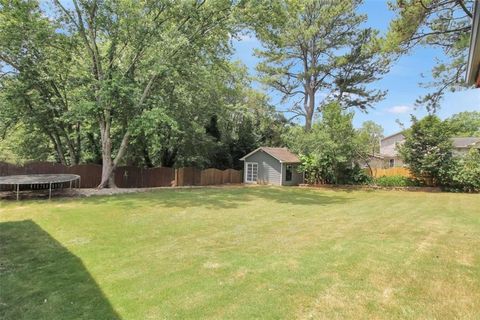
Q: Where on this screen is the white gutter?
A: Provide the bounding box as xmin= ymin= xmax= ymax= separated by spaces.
xmin=466 ymin=0 xmax=480 ymax=85
xmin=280 ymin=163 xmax=283 ymax=186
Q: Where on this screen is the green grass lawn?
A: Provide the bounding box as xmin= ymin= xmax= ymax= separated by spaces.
xmin=1 ymin=187 xmax=479 ymax=319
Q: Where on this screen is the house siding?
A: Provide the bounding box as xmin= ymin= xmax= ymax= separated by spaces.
xmin=377 ymin=133 xmax=406 ymax=168
xmin=243 ymin=150 xmax=282 ymax=185
xmin=380 ymin=133 xmax=405 ymax=157
xmin=281 ymin=163 xmax=303 ymax=186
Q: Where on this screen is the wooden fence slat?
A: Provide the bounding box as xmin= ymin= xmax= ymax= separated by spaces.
xmin=366 ymin=167 xmax=412 ymax=178
xmin=0 ymin=162 xmax=242 ymax=188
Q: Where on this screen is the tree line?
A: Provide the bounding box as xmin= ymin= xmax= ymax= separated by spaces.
xmin=0 ymin=0 xmax=476 ymax=188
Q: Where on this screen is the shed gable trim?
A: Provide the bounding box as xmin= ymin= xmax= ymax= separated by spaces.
xmin=240 ymin=147 xmax=300 ymax=163
xmin=239 ymin=147 xmax=264 ymax=161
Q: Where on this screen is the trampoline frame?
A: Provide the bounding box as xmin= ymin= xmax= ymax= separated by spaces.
xmin=0 ymin=174 xmax=81 ymax=200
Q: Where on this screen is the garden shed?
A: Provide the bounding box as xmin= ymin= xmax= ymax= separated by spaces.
xmin=240 ymin=147 xmax=303 ymax=186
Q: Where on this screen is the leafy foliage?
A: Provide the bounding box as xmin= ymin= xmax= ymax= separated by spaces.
xmin=0 ymin=0 xmax=84 ymax=165
xmin=0 ymin=0 xmax=287 ymax=180
xmin=384 ymin=0 xmax=474 ymax=112
xmin=297 ymin=154 xmax=322 ymax=185
xmin=285 ymin=102 xmax=360 ymax=184
xmin=356 ymin=121 xmax=384 ymax=156
xmin=373 ymin=175 xmax=419 ymax=187
xmin=0 ymin=124 xmax=52 ymax=164
xmin=245 ymin=0 xmax=388 ymax=130
xmin=399 ymin=115 xmax=454 ymax=186
xmin=444 ymin=111 xmax=480 ymax=137
xmin=354 ymin=121 xmax=384 ymax=174
xmin=449 ymin=149 xmax=480 ymax=192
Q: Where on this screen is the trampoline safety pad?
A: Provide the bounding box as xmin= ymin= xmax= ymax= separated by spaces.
xmin=0 ymin=174 xmax=81 ymax=200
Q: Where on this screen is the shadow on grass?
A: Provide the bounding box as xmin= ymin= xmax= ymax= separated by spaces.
xmin=85 ymin=186 xmax=353 ymax=210
xmin=0 ymin=220 xmax=120 ymax=320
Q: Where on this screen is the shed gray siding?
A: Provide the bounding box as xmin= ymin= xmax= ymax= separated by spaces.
xmin=281 ymin=163 xmax=303 ymax=186
xmin=243 ymin=150 xmax=282 ymax=185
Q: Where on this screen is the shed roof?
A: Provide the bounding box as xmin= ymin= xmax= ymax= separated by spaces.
xmin=240 ymin=147 xmax=301 ymax=163
xmin=452 ymin=137 xmax=480 ymax=148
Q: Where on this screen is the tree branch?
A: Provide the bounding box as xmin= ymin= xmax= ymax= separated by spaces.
xmin=455 ymin=0 xmax=473 ymax=18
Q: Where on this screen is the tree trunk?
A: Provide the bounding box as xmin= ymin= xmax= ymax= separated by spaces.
xmin=75 ymin=122 xmax=81 ymax=164
xmin=140 ymin=134 xmax=153 ymax=167
xmin=48 ymin=132 xmax=67 ymax=165
xmin=99 ymin=157 xmax=116 ymax=188
xmin=87 ymin=132 xmax=102 ymax=164
xmin=54 ymin=133 xmax=67 ymax=165
xmin=304 ymin=88 xmax=315 ymax=131
xmin=98 ymin=126 xmax=114 ymax=188
xmin=97 ymin=125 xmax=130 ymax=188
xmin=97 ymin=116 xmax=116 ymax=188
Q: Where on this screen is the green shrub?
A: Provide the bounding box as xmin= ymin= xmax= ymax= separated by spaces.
xmin=399 ymin=115 xmax=454 ymax=186
xmin=299 ymin=154 xmax=372 ymax=185
xmin=373 ymin=175 xmax=419 ymax=187
xmin=341 ymin=164 xmax=372 ymax=185
xmin=448 ymin=149 xmax=480 ymax=192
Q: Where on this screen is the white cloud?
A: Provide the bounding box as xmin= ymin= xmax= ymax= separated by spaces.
xmin=386 ymin=105 xmax=412 ymax=114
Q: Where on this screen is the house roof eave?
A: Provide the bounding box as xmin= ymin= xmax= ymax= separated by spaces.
xmin=240 ymin=147 xmax=300 ymax=163
xmin=466 ymin=0 xmax=480 ymax=86
xmin=239 ymin=147 xmax=262 ymax=161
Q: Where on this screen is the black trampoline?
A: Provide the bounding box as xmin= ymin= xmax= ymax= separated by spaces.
xmin=0 ymin=174 xmax=81 ymax=200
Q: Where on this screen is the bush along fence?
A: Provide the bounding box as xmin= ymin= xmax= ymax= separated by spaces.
xmin=0 ymin=162 xmax=242 ymax=189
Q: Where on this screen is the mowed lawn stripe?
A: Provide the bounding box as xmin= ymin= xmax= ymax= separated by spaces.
xmin=1 ymin=187 xmax=479 ymax=319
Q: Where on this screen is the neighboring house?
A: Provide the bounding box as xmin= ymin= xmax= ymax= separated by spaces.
xmin=240 ymin=147 xmax=303 ymax=186
xmin=371 ymin=132 xmax=480 ymax=168
xmin=451 ymin=137 xmax=480 ymax=155
xmin=379 ymin=132 xmax=406 ymax=168
xmin=466 ymin=0 xmax=480 ymax=87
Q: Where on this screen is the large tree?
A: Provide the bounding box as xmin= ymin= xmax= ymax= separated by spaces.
xmin=355 ymin=120 xmax=384 ymax=174
xmin=49 ymin=0 xmax=235 ymax=187
xmin=127 ymin=61 xmax=284 ymax=170
xmin=444 ymin=111 xmax=480 ymax=137
xmin=399 ymin=115 xmax=454 ymax=185
xmin=384 ymin=0 xmax=475 ymax=112
xmin=0 ymin=0 xmax=84 ymax=165
xmin=283 ymin=102 xmax=358 ymax=183
xmin=245 ymin=0 xmax=388 ymax=130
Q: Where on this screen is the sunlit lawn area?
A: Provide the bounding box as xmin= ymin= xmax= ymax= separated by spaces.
xmin=1 ymin=186 xmax=479 ymax=319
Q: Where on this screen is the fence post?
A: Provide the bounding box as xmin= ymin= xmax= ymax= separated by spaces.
xmin=175 ymin=168 xmax=179 ymax=187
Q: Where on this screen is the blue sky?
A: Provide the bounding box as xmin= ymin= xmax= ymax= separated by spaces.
xmin=230 ymin=0 xmax=480 ymax=136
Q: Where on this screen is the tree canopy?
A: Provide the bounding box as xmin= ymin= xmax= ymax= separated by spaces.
xmin=399 ymin=115 xmax=454 ymax=186
xmin=384 ymin=0 xmax=474 ymax=112
xmin=444 ymin=111 xmax=480 ymax=137
xmin=0 ymin=0 xmax=286 ymax=186
xmin=1 ymin=0 xmax=475 ymax=189
xmin=244 ymin=0 xmax=389 ymax=130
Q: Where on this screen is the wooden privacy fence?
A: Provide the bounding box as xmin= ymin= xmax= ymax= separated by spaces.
xmin=0 ymin=162 xmax=102 ymax=188
xmin=366 ymin=167 xmax=412 ymax=178
xmin=175 ymin=167 xmax=242 ymax=186
xmin=114 ymin=166 xmax=175 ymax=188
xmin=0 ymin=162 xmax=242 ymax=189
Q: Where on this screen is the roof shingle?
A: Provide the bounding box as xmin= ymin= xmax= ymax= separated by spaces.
xmin=241 ymin=147 xmax=300 ymax=163
xmin=451 ymin=137 xmax=480 ymax=148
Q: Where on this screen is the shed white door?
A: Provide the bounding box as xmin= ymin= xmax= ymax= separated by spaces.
xmin=245 ymin=162 xmax=258 ymax=183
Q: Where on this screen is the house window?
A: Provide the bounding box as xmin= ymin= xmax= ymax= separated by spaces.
xmin=285 ymin=164 xmax=293 ymax=181
xmin=389 ymin=159 xmax=395 ymax=168
xmin=246 ymin=162 xmax=258 ymax=183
